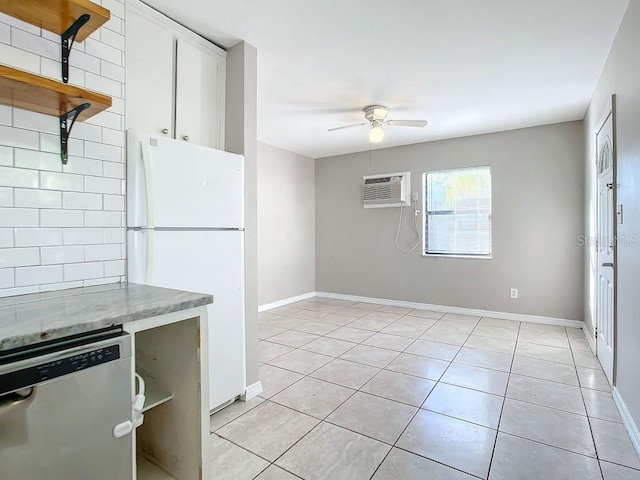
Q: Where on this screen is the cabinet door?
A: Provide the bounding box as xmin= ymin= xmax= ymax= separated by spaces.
xmin=175 ymin=38 xmax=225 ymax=149
xmin=126 ymin=8 xmax=175 ymax=137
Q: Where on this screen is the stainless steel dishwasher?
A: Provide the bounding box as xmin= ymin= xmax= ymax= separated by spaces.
xmin=0 ymin=329 xmax=133 ymax=480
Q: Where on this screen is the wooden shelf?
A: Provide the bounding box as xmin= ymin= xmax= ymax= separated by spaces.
xmin=142 ymin=376 xmax=173 ymax=413
xmin=0 ymin=65 xmax=111 ymax=121
xmin=0 ymin=0 xmax=110 ymax=43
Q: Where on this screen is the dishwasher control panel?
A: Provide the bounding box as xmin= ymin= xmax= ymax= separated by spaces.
xmin=0 ymin=344 xmax=120 ymax=394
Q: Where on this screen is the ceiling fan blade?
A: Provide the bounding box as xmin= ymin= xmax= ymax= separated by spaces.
xmin=327 ymin=123 xmax=368 ymax=132
xmin=386 ymin=120 xmax=428 ymax=128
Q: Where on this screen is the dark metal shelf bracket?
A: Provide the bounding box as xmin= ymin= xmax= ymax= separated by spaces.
xmin=61 ymin=14 xmax=91 ymax=84
xmin=60 ymin=103 xmax=90 ymax=164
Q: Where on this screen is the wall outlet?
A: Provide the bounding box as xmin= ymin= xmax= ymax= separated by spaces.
xmin=412 ymin=192 xmax=419 ymax=202
xmin=510 ymin=288 xmax=518 ymax=299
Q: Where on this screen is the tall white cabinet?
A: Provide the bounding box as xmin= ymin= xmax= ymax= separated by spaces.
xmin=126 ymin=0 xmax=226 ymax=149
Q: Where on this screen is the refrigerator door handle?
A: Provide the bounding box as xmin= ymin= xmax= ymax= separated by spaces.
xmin=145 ymin=229 xmax=154 ymax=284
xmin=141 ymin=140 xmax=155 ymax=229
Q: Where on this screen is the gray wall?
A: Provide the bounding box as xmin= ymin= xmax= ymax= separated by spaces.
xmin=257 ymin=142 xmax=315 ymax=305
xmin=225 ymin=42 xmax=259 ymax=388
xmin=583 ymin=1 xmax=640 ymax=432
xmin=316 ymin=121 xmax=585 ymax=320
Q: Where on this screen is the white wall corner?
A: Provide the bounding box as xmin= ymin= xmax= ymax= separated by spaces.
xmin=314 ymin=292 xmax=585 ymax=328
xmin=241 ymin=381 xmax=263 ymax=401
xmin=258 ymin=291 xmax=317 ymax=312
xmin=613 ymin=388 xmax=640 ymax=458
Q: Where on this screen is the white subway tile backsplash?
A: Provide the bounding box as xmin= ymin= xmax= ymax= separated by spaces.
xmin=63 ymin=192 xmax=103 ymax=210
xmin=14 ymin=149 xmax=61 ymax=172
xmin=0 ymin=104 xmax=11 ymax=126
xmin=16 ymin=265 xmax=63 ymax=287
xmin=85 ymin=244 xmax=121 ymax=261
xmin=99 ymin=28 xmax=125 ymax=51
xmin=103 ymin=228 xmax=125 ymax=244
xmin=104 ymin=259 xmax=125 ymax=277
xmin=103 ymin=161 xmax=125 ymax=179
xmin=0 ymin=208 xmax=39 ymax=227
xmin=0 ymin=187 xmax=12 ymax=206
xmin=85 ymin=142 xmax=121 ymax=162
xmin=14 ymin=228 xmax=62 ymax=247
xmin=102 ymin=128 xmax=125 ymax=147
xmin=85 ymin=72 xmax=122 ymax=98
xmin=40 ymin=134 xmax=83 ymax=157
xmin=0 ymin=146 xmax=12 ymax=166
xmin=0 ymin=247 xmax=39 ymax=268
xmin=40 ymin=171 xmax=84 ymax=192
xmin=41 ymin=246 xmax=84 ymax=265
xmin=0 ymin=229 xmax=13 ymax=248
xmin=14 ymin=188 xmax=61 ymax=208
xmin=70 ymin=50 xmax=101 ymax=74
xmin=0 ymin=268 xmax=13 ymax=288
xmin=0 ymin=285 xmax=39 ymax=298
xmin=12 ymin=109 xmax=58 ymax=135
xmin=63 ymin=157 xmax=103 ymax=176
xmin=40 ymin=57 xmax=85 ymax=86
xmin=103 ymin=194 xmax=124 ymax=211
xmin=64 ymin=262 xmax=104 ymax=281
xmin=85 ymin=176 xmax=122 ymax=194
xmin=84 ymin=276 xmax=120 ymax=287
xmin=63 ymin=228 xmax=103 ymax=245
xmin=84 ymin=210 xmax=121 ymax=227
xmin=40 ymin=210 xmax=84 ymax=227
xmin=11 ymin=28 xmax=58 ymax=60
xmin=0 ymin=9 xmax=126 ymax=294
xmin=0 ymin=42 xmax=40 ymax=73
xmin=0 ymin=166 xmax=39 ymax=188
xmin=0 ymin=13 xmax=38 ymax=35
xmin=101 ymin=59 xmax=125 ymax=82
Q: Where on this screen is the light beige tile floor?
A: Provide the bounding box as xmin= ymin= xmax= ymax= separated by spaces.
xmin=210 ymin=298 xmax=640 ymax=480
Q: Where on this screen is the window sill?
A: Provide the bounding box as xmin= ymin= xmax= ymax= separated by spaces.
xmin=422 ymin=253 xmax=493 ymax=260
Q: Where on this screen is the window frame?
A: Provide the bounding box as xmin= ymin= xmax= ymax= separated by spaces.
xmin=421 ymin=165 xmax=493 ymax=259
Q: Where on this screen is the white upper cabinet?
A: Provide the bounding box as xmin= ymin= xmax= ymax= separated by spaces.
xmin=176 ymin=39 xmax=226 ymax=149
xmin=126 ymin=8 xmax=175 ymax=138
xmin=125 ymin=1 xmax=226 ymax=149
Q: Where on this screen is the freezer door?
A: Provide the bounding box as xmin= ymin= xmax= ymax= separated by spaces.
xmin=128 ymin=230 xmax=246 ymax=411
xmin=127 ymin=130 xmax=244 ymax=229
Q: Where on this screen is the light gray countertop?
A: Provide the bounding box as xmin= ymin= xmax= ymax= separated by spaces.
xmin=0 ymin=282 xmax=212 ymax=352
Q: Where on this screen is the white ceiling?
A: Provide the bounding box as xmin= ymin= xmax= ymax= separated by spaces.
xmin=144 ymin=0 xmax=629 ymax=159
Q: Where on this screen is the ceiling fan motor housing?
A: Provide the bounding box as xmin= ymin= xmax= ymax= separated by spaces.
xmin=364 ymin=105 xmax=389 ymax=122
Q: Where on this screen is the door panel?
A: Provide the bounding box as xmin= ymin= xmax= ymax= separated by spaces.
xmin=127 ymin=230 xmax=246 ymax=411
xmin=126 ymin=9 xmax=175 ymax=137
xmin=176 ymin=38 xmax=224 ymax=149
xmin=596 ymin=108 xmax=615 ymax=385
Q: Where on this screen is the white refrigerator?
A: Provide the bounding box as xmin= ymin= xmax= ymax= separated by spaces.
xmin=126 ymin=130 xmax=246 ymax=412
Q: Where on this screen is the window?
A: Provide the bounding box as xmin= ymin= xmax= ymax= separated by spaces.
xmin=423 ymin=166 xmax=492 ymax=257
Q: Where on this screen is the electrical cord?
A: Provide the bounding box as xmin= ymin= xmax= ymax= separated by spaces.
xmin=395 ymin=203 xmax=421 ymax=253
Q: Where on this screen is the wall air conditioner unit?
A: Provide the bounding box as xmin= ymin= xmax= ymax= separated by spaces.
xmin=362 ymin=171 xmax=411 ymax=208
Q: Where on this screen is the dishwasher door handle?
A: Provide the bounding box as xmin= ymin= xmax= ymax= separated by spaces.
xmin=0 ymin=387 xmax=35 ymax=415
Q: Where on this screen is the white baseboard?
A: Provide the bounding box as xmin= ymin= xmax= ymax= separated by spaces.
xmin=315 ymin=291 xmax=585 ymax=329
xmin=241 ymin=381 xmax=263 ymax=401
xmin=585 ymin=327 xmax=597 ymax=355
xmin=258 ymin=292 xmax=317 ymax=312
xmin=613 ymin=387 xmax=640 ymax=458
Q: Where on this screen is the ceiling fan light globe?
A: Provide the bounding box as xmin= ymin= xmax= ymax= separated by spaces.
xmin=369 ymin=125 xmax=385 ymax=143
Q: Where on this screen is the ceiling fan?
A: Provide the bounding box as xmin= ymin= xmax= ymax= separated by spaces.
xmin=327 ymin=105 xmax=428 ymax=143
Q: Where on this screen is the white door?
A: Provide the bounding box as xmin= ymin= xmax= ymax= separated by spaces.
xmin=127 ymin=132 xmax=244 ymax=229
xmin=596 ymin=105 xmax=615 ymax=385
xmin=128 ymin=230 xmax=246 ymax=412
xmin=125 ymin=7 xmax=175 ymax=137
xmin=175 ymin=38 xmax=226 ymax=149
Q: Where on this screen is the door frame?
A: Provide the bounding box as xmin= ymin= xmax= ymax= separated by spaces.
xmin=594 ymin=94 xmax=617 ymax=385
